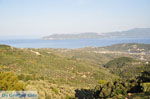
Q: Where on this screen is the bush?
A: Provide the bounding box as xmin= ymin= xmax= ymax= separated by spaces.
xmin=141 ymin=83 xmax=150 ymax=93
xmin=94 ymin=81 xmax=128 ymax=98
xmin=98 ymin=80 xmax=107 ymax=85
xmin=0 ymin=72 xmax=26 ymax=91
xmin=138 ymin=71 xmax=150 ymax=82
xmin=93 ymin=80 xmax=144 ymax=98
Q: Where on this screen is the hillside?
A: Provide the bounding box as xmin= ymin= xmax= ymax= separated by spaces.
xmin=0 ymin=44 xmax=118 ymax=98
xmin=0 ymin=45 xmax=118 ymax=86
xmin=102 ymin=43 xmax=150 ymax=52
xmin=0 ymin=43 xmax=150 ymax=98
xmin=43 ymin=28 xmax=150 ymax=39
xmin=104 ymin=57 xmax=150 ymax=79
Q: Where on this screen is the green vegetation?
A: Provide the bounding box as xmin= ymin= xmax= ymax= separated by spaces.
xmin=94 ymin=81 xmax=129 ymax=98
xmin=104 ymin=57 xmax=150 ymax=79
xmin=104 ymin=57 xmax=134 ymax=68
xmin=138 ymin=68 xmax=150 ymax=82
xmin=142 ymin=83 xmax=150 ymax=93
xmin=0 ymin=72 xmax=26 ymax=91
xmin=103 ymin=43 xmax=150 ymax=52
xmin=0 ymin=43 xmax=150 ymax=98
xmin=0 ymin=45 xmax=117 ymax=87
xmin=75 ymin=68 xmax=150 ymax=98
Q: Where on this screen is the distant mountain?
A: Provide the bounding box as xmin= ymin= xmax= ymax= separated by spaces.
xmin=105 ymin=28 xmax=150 ymax=38
xmin=42 ymin=32 xmax=103 ymax=40
xmin=43 ymin=28 xmax=150 ymax=39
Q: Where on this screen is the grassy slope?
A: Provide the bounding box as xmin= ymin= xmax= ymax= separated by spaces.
xmin=0 ymin=45 xmax=118 ymax=87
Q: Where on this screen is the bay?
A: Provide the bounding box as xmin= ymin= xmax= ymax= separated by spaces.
xmin=0 ymin=38 xmax=150 ymax=48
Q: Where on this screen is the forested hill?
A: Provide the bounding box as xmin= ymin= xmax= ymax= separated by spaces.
xmin=79 ymin=43 xmax=150 ymax=53
xmin=102 ymin=43 xmax=150 ymax=52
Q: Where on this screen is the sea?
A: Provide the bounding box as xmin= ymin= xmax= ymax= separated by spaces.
xmin=0 ymin=38 xmax=150 ymax=48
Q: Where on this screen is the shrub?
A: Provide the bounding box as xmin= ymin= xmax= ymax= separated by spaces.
xmin=94 ymin=81 xmax=128 ymax=98
xmin=138 ymin=71 xmax=150 ymax=82
xmin=51 ymin=87 xmax=59 ymax=94
xmin=98 ymin=80 xmax=107 ymax=85
xmin=93 ymin=80 xmax=144 ymax=98
xmin=0 ymin=72 xmax=26 ymax=91
xmin=141 ymin=83 xmax=150 ymax=92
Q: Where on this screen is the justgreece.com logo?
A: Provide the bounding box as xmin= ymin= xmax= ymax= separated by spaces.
xmin=0 ymin=91 xmax=38 ymax=99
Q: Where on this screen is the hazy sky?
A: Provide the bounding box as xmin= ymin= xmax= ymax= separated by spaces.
xmin=0 ymin=0 xmax=150 ymax=37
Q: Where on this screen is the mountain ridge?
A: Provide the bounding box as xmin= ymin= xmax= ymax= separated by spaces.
xmin=43 ymin=28 xmax=150 ymax=40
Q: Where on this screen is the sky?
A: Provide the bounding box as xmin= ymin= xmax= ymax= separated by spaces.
xmin=0 ymin=0 xmax=150 ymax=38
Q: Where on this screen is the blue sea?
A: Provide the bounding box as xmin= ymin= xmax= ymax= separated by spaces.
xmin=0 ymin=38 xmax=150 ymax=48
